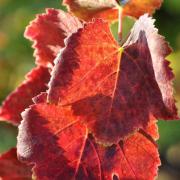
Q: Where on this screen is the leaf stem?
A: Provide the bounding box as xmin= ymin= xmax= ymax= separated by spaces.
xmin=118 ymin=7 xmax=123 ymax=43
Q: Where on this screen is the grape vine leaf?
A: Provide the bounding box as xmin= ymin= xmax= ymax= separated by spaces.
xmin=0 ymin=148 xmax=32 ymax=179
xmin=0 ymin=66 xmax=50 ymax=125
xmin=48 ymin=15 xmax=178 ymax=144
xmin=63 ymin=0 xmax=162 ymax=22
xmin=123 ymin=0 xmax=163 ymax=18
xmin=25 ymin=8 xmax=82 ymax=67
xmin=17 ymin=94 xmax=160 ymax=179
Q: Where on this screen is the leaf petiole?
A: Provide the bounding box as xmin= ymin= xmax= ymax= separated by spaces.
xmin=118 ymin=6 xmax=123 ymax=43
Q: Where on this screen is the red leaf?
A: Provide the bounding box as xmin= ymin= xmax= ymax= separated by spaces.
xmin=48 ymin=16 xmax=178 ymax=144
xmin=1 ymin=9 xmax=82 ymax=125
xmin=25 ymin=8 xmax=82 ymax=67
xmin=63 ymin=0 xmax=162 ymax=22
xmin=17 ymin=99 xmax=88 ymax=179
xmin=0 ymin=66 xmax=50 ymax=125
xmin=0 ymin=148 xmax=32 ymax=180
xmin=17 ymin=96 xmax=160 ymax=179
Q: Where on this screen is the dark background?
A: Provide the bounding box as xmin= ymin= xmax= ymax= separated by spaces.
xmin=0 ymin=0 xmax=180 ymax=179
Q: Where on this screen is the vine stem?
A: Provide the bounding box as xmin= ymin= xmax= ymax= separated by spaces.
xmin=118 ymin=6 xmax=123 ymax=43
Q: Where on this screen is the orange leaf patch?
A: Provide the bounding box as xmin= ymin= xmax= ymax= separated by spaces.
xmin=63 ymin=0 xmax=162 ymax=22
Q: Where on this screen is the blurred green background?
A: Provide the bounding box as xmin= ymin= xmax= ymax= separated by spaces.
xmin=0 ymin=0 xmax=179 ymax=179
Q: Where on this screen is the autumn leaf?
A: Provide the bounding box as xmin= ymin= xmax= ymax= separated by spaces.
xmin=0 ymin=8 xmax=83 ymax=125
xmin=63 ymin=0 xmax=162 ymax=22
xmin=123 ymin=0 xmax=163 ymax=18
xmin=17 ymin=94 xmax=160 ymax=179
xmin=0 ymin=66 xmax=50 ymax=125
xmin=124 ymin=14 xmax=177 ymax=117
xmin=25 ymin=8 xmax=82 ymax=67
xmin=48 ymin=15 xmax=178 ymax=144
xmin=0 ymin=148 xmax=32 ymax=180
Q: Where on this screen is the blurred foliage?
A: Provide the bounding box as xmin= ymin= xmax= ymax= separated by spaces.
xmin=0 ymin=122 xmax=17 ymax=152
xmin=0 ymin=0 xmax=180 ymax=179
